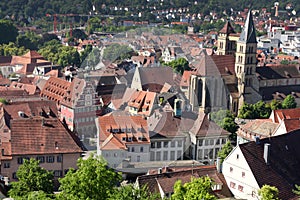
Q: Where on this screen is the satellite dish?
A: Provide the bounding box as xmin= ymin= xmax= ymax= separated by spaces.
xmin=274 ymin=2 xmax=279 ymax=6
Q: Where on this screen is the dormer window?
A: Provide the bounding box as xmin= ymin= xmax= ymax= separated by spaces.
xmin=112 ymin=129 xmax=119 ymax=133
xmin=128 ymin=137 xmax=132 ymax=142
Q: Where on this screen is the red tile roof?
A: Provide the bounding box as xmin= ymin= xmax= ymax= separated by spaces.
xmin=137 ymin=165 xmax=233 ymax=199
xmin=41 ymin=77 xmax=71 ymax=104
xmin=219 ymin=21 xmax=236 ymax=34
xmin=150 ymin=111 xmax=195 ymax=138
xmin=271 ymin=108 xmax=300 ymax=123
xmin=2 ymin=100 xmax=58 ymax=122
xmin=238 ymin=119 xmax=278 ymax=140
xmin=8 ymin=117 xmax=83 ymax=155
xmin=98 ymin=112 xmax=150 ymax=150
xmin=180 ymin=70 xmax=194 ymax=87
xmin=9 ymin=81 xmax=40 ymax=95
xmin=189 ymin=112 xmax=230 ymax=137
xmin=128 ymin=90 xmax=156 ymax=116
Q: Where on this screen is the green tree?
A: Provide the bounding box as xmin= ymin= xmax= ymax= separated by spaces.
xmin=27 ymin=191 xmax=53 ymax=200
xmin=108 ymin=184 xmax=159 ymax=200
xmin=292 ymin=184 xmax=300 ymax=196
xmin=39 ymin=40 xmax=80 ymax=67
xmin=0 ymin=20 xmax=18 ymax=44
xmin=0 ymin=42 xmax=28 ymax=56
xmin=210 ymin=110 xmax=238 ymax=140
xmin=58 ymin=155 xmax=122 ymax=200
xmin=217 ymin=141 xmax=233 ymax=163
xmin=166 ymin=57 xmax=190 ymax=75
xmin=102 ymin=43 xmax=133 ymax=62
xmin=0 ymin=98 xmax=8 ymax=104
xmin=238 ymin=103 xmax=255 ymax=119
xmin=280 ymin=59 xmax=289 ymax=65
xmin=8 ymin=158 xmax=54 ymax=199
xmin=258 ymin=185 xmax=279 ymax=200
xmin=16 ymin=31 xmax=41 ymax=50
xmin=282 ymin=94 xmax=297 ymax=109
xmin=72 ymin=29 xmax=88 ymax=40
xmin=269 ymin=99 xmax=282 ymax=110
xmin=253 ymin=100 xmax=271 ymax=118
xmin=171 ymin=177 xmax=217 ymax=200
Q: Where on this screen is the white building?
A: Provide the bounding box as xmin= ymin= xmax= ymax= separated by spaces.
xmin=96 ymin=112 xmax=150 ymax=168
xmin=189 ymin=112 xmax=230 ymax=164
xmin=223 ymin=130 xmax=300 ymax=200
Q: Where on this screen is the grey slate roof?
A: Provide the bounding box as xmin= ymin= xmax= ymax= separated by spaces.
xmin=239 ymin=11 xmax=257 ymax=43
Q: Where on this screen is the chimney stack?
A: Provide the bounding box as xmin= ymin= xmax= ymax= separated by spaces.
xmin=216 ymin=157 xmax=222 ymax=173
xmin=264 ymin=143 xmax=271 ymax=165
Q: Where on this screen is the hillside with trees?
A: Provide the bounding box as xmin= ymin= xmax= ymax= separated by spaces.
xmin=0 ymin=0 xmax=299 ymax=27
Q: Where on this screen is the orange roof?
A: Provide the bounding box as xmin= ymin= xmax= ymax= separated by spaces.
xmin=9 ymin=82 xmax=39 ymax=95
xmin=272 ymin=108 xmax=300 ymax=123
xmin=98 ymin=113 xmax=150 ymax=151
xmin=40 ymin=77 xmax=71 ymax=104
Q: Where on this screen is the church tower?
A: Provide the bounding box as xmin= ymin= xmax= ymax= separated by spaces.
xmin=217 ymin=20 xmax=237 ymax=55
xmin=235 ymin=11 xmax=261 ymax=109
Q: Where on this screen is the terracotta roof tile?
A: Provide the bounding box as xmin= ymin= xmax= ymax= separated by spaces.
xmin=9 ymin=82 xmax=39 ymax=95
xmin=190 ymin=112 xmax=230 ymax=137
xmin=41 ymin=77 xmax=71 ymax=103
xmin=9 ymin=117 xmax=83 ymax=155
xmin=137 ymin=165 xmax=233 ymax=198
xmin=98 ymin=112 xmax=150 ymax=150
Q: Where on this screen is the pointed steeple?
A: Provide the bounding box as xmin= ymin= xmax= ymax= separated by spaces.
xmin=239 ymin=10 xmax=257 ymax=43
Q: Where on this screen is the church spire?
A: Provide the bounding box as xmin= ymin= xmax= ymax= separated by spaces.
xmin=239 ymin=10 xmax=257 ymax=43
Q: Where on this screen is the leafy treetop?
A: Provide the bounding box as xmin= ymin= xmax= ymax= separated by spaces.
xmin=58 ymin=155 xmax=122 ymax=200
xmin=258 ymin=185 xmax=279 ymax=200
xmin=8 ymin=158 xmax=54 ymax=199
xmin=171 ymin=176 xmax=217 ymax=200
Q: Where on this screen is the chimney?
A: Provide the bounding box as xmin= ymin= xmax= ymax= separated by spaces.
xmin=264 ymin=143 xmax=271 ymax=165
xmin=216 ymin=157 xmax=222 ymax=173
xmin=158 ymin=168 xmax=162 ymax=174
xmin=3 ymin=177 xmax=9 ymax=186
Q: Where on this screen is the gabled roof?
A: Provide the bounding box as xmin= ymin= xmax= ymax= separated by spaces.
xmin=238 ymin=119 xmax=278 ymax=140
xmin=136 ymin=67 xmax=174 ymax=92
xmin=98 ymin=112 xmax=150 ymax=150
xmin=61 ymin=77 xmax=85 ymax=108
xmin=193 ymin=50 xmax=221 ymax=77
xmin=256 ymin=65 xmax=300 ymax=80
xmin=219 ymin=20 xmax=236 ymax=34
xmin=9 ymin=117 xmax=84 ymax=155
xmin=40 ymin=77 xmax=71 ymax=103
xmin=239 ymin=11 xmax=257 ymax=43
xmin=189 ymin=112 xmax=230 ymax=137
xmin=271 ymin=108 xmax=300 ymax=123
xmin=128 ymin=90 xmax=156 ymax=116
xmin=192 ymin=51 xmax=235 ymax=77
xmin=9 ymin=82 xmax=39 ymax=95
xmin=239 ymin=130 xmax=300 ymax=199
xmin=23 ymin=51 xmax=44 ymax=59
xmin=137 ymin=165 xmax=233 ymax=199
